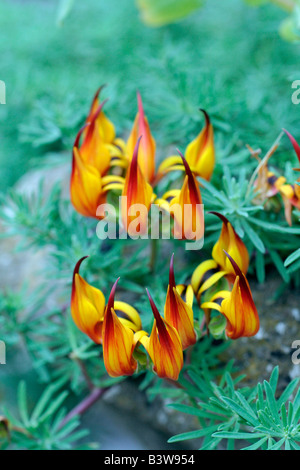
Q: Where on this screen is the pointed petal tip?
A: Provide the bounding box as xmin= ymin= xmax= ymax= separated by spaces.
xmin=199 ymin=108 xmax=210 ymax=126
xmin=179 ymin=152 xmax=194 ymax=181
xmin=92 ymin=99 xmax=108 ymax=121
xmin=209 ymin=211 xmax=229 ymax=225
xmin=93 ymin=84 xmax=106 ymax=101
xmin=146 ymin=289 xmax=161 ymax=322
xmin=72 ymin=256 xmax=89 ymax=293
xmin=73 ymin=255 xmax=89 ymax=277
xmin=132 ymin=135 xmax=143 ymax=164
xmin=283 ymin=128 xmax=300 ymax=164
xmin=176 ymin=148 xmax=184 ymax=159
xmin=107 ymin=277 xmax=120 ymax=313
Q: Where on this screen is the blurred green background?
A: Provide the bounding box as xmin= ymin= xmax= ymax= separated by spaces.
xmin=0 ymin=0 xmax=299 ymax=191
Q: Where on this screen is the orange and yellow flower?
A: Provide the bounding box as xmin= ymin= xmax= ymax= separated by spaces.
xmin=71 ymin=258 xmax=142 ymax=349
xmin=164 ymin=254 xmax=196 ymax=350
xmin=210 ymin=212 xmax=249 ymax=276
xmin=200 ymin=252 xmax=260 ymax=339
xmin=70 ymin=124 xmax=126 ymax=219
xmin=70 ymin=126 xmax=106 ymax=218
xmin=121 ymin=136 xmax=154 ymax=236
xmin=85 ymin=86 xmax=116 ymax=146
xmin=191 ymin=258 xmax=225 ymax=304
xmin=80 ymin=101 xmax=112 ymax=176
xmin=162 ymin=153 xmax=204 ymax=241
xmin=142 ymin=289 xmax=183 ymax=381
xmin=157 ymin=110 xmax=215 ymax=181
xmin=102 ymin=278 xmax=138 ymax=378
xmin=185 ymin=109 xmax=215 ymax=180
xmin=191 ymin=213 xmax=249 ymax=325
xmin=252 ymin=130 xmax=300 ymax=226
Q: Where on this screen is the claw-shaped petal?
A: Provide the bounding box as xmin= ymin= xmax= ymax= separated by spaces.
xmin=71 ymin=257 xmax=106 ymax=344
xmin=121 ymin=136 xmax=153 ymax=236
xmin=169 ymin=153 xmax=204 ymax=241
xmin=70 ymin=126 xmax=105 ymax=218
xmin=164 ymin=254 xmax=196 ymax=350
xmin=86 ymin=86 xmax=116 ymax=145
xmin=102 ymin=279 xmax=138 ymax=377
xmin=145 ymin=289 xmax=183 ymax=381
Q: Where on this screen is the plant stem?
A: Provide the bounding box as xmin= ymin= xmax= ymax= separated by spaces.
xmin=246 ymin=131 xmax=284 ymax=199
xmin=59 ymin=387 xmax=107 ymax=429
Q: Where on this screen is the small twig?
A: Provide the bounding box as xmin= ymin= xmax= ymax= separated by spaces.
xmin=73 ymin=356 xmax=95 ymax=391
xmin=270 ymin=0 xmax=295 ymax=13
xmin=59 ymin=387 xmax=107 ymax=429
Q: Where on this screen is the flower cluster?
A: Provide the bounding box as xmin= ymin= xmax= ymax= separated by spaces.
xmin=71 ymin=254 xmax=195 ymax=381
xmin=70 ymin=87 xmax=214 ymax=240
xmin=191 ymin=212 xmax=259 ymax=339
xmin=71 ymin=215 xmax=260 ymax=380
xmin=69 ymin=87 xmax=264 ymax=382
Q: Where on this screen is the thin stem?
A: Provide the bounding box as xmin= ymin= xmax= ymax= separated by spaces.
xmin=246 ymin=131 xmax=284 ymax=199
xmin=165 ymin=378 xmax=185 ymax=389
xmin=59 ymin=387 xmax=107 ymax=429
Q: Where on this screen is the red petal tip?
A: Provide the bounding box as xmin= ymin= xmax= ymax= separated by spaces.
xmin=72 ymin=256 xmax=89 ymax=296
xmin=91 ymin=99 xmax=108 ymax=122
xmin=92 ymin=84 xmax=106 ymax=103
xmin=178 ymin=153 xmax=195 ymax=182
xmin=107 ymin=277 xmax=120 ymax=314
xmin=223 ymin=250 xmax=243 ymax=278
xmin=74 ymin=124 xmax=90 ymax=149
xmin=146 ymin=289 xmax=161 ymax=323
xmin=73 ymin=256 xmax=89 ymax=277
xmin=132 ymin=135 xmax=143 ymax=164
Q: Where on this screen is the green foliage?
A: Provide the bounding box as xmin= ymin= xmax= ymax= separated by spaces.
xmin=279 ymin=4 xmax=300 ymax=42
xmin=168 ymin=366 xmax=300 ymax=450
xmin=1 ymin=0 xmax=299 ymax=190
xmin=0 ymin=380 xmax=91 ymax=450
